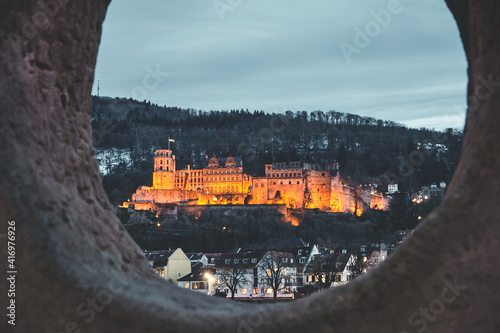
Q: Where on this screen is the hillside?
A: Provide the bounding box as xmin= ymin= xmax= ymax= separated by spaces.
xmin=91 ymin=96 xmax=463 ymax=207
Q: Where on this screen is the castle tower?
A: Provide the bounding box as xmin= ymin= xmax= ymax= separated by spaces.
xmin=153 ymin=149 xmax=176 ymax=189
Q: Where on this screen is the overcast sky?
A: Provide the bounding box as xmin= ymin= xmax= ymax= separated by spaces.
xmin=94 ymin=0 xmax=468 ymax=130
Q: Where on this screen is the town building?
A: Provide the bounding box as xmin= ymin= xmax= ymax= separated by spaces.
xmin=145 ymin=248 xmax=192 ymax=283
xmin=387 ymin=182 xmax=399 ymax=194
xmin=213 ymin=251 xmax=297 ymax=300
xmin=359 ymin=243 xmax=389 ymax=274
xmin=304 ymin=252 xmax=356 ymax=288
xmin=411 ymin=181 xmax=447 ymax=203
xmin=177 ymin=263 xmax=215 ymax=295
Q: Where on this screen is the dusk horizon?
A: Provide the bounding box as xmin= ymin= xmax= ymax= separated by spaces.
xmin=94 ymin=0 xmax=468 ymax=131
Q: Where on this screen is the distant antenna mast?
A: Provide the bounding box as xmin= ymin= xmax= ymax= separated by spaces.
xmin=97 ymin=78 xmax=100 ymax=97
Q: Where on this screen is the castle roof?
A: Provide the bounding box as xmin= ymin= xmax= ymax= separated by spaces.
xmin=259 ymin=237 xmax=308 ymax=249
xmin=205 ymin=155 xmax=243 ymax=168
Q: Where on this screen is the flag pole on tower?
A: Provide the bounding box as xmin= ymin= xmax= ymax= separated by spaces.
xmin=168 ymin=138 xmax=175 ymax=150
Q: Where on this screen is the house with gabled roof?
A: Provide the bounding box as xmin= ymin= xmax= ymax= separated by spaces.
xmin=259 ymin=237 xmax=308 ymax=249
xmin=255 ymin=237 xmax=319 ymax=287
xmin=361 ymin=243 xmax=388 ymax=273
xmin=185 ymin=252 xmax=208 ymax=267
xmin=178 ymin=263 xmax=216 ymax=295
xmin=213 ymin=250 xmax=298 ymax=300
xmin=144 ymin=248 xmax=191 ymax=283
xmin=304 ymin=252 xmax=356 ymax=288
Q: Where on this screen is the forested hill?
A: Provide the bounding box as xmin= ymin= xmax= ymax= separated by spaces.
xmin=91 ymin=96 xmax=463 ymax=205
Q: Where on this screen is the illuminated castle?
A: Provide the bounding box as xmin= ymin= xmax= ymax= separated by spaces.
xmin=123 ymin=149 xmax=389 ymax=216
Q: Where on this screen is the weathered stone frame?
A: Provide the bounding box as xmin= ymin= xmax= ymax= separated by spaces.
xmin=1 ymin=1 xmax=499 ymax=332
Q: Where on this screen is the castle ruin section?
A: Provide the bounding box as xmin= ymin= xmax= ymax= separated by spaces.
xmin=123 ymin=149 xmax=389 ymax=219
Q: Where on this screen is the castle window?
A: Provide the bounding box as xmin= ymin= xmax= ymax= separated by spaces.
xmin=273 ymin=182 xmax=276 ymax=185
xmin=280 ymin=181 xmax=283 ymax=185
xmin=289 ymin=181 xmax=291 ymax=184
xmin=297 ymin=181 xmax=300 ymax=184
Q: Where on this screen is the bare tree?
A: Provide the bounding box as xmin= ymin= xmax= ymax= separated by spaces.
xmin=349 ymin=255 xmax=364 ymax=279
xmin=310 ymin=254 xmax=339 ymax=291
xmin=259 ymin=252 xmax=292 ymax=300
xmin=216 ymin=265 xmax=249 ymax=300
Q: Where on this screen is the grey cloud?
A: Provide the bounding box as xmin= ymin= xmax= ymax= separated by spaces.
xmin=94 ymin=0 xmax=467 ymax=130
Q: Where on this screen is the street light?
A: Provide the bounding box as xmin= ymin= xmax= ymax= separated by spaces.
xmin=204 ymin=272 xmax=214 ymax=295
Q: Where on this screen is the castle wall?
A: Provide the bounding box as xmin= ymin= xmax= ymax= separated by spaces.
xmin=305 ymin=170 xmax=331 ymax=210
xmin=124 ymin=149 xmax=389 ymax=218
xmin=131 ymin=187 xmax=198 ymax=204
xmin=370 ymin=193 xmax=389 ymax=211
xmin=197 ymin=193 xmax=246 ymax=205
xmin=175 ymin=167 xmax=204 ymax=191
xmin=180 ymin=204 xmax=288 ymax=220
xmin=251 ymin=177 xmax=269 ymax=204
xmin=153 ymin=150 xmax=176 ymax=190
xmin=175 ymin=162 xmax=252 ymax=195
xmin=266 ymin=176 xmax=306 ymax=209
xmin=153 ymin=171 xmax=175 ymax=190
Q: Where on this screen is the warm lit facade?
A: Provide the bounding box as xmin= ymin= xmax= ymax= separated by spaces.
xmin=175 ymin=156 xmax=252 ymax=200
xmin=250 ymin=162 xmax=334 ymax=210
xmin=123 ymin=149 xmax=389 ymax=216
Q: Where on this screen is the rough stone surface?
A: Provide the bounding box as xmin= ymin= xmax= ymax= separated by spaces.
xmin=0 ymin=0 xmax=499 ymax=332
